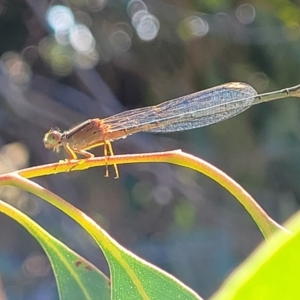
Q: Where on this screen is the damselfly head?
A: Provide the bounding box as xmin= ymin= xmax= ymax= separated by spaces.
xmin=43 ymin=129 xmax=63 ymax=152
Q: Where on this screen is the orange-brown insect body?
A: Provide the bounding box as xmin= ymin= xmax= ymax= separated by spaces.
xmin=63 ymin=119 xmax=106 ymax=151
xmin=44 ymin=118 xmax=119 ymax=177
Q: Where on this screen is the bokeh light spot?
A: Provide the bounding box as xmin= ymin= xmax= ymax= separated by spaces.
xmin=22 ymin=253 xmax=51 ymax=278
xmin=282 ymin=22 xmax=300 ymax=41
xmin=70 ymin=24 xmax=95 ymax=53
xmin=135 ymin=13 xmax=160 ymax=41
xmin=131 ymin=10 xmax=148 ymax=29
xmin=87 ymin=0 xmax=107 ymax=12
xmin=236 ymin=4 xmax=256 ymax=24
xmin=174 ymin=201 xmax=196 ymax=230
xmin=248 ymin=72 xmax=270 ymax=92
xmin=74 ymin=50 xmax=99 ymax=69
xmin=109 ymin=29 xmax=132 ymax=53
xmin=127 ymin=0 xmax=147 ymax=18
xmin=38 ymin=37 xmax=73 ymax=76
xmin=187 ymin=16 xmax=209 ymax=37
xmin=46 ymin=5 xmax=75 ymax=34
xmin=1 ymin=52 xmax=31 ymax=85
xmin=132 ymin=181 xmax=153 ymax=205
xmin=153 ymin=185 xmax=173 ymax=205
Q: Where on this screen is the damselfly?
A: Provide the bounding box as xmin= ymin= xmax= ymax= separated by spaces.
xmin=44 ymin=82 xmax=300 ymax=178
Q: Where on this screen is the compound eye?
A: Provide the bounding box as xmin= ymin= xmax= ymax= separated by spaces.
xmin=43 ymin=130 xmax=62 ymax=149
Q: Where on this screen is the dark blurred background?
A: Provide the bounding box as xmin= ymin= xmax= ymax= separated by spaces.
xmin=0 ymin=0 xmax=300 ymax=299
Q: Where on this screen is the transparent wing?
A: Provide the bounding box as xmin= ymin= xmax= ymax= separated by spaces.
xmin=102 ymin=82 xmax=257 ymax=135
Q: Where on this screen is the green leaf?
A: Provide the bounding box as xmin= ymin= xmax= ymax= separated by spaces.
xmin=103 ymin=246 xmax=202 ymax=300
xmin=211 ymin=211 xmax=300 ymax=299
xmin=0 ymin=200 xmax=110 ymax=300
xmin=8 ymin=175 xmax=202 ymax=299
